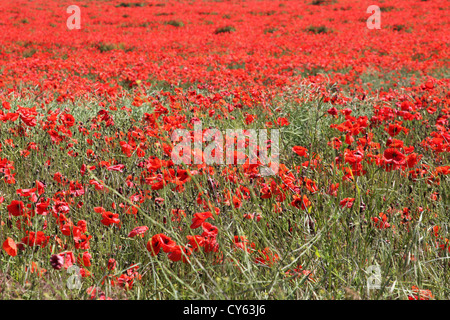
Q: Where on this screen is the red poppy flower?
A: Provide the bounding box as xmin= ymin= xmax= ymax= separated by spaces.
xmin=243 ymin=213 xmax=262 ymax=222
xmin=339 ymin=198 xmax=355 ymax=209
xmin=35 ymin=198 xmax=50 ymax=215
xmin=405 ymin=153 xmax=420 ymax=168
xmin=146 ymin=233 xmax=176 ymax=255
xmin=107 ymin=164 xmax=125 ymax=172
xmin=80 ymin=251 xmax=92 ymax=267
xmin=57 ymin=251 xmax=75 ymax=269
xmin=255 ymin=247 xmax=279 ymax=266
xmin=108 ymin=258 xmax=116 ymax=270
xmin=75 ymin=234 xmax=92 ymax=250
xmin=90 ymin=179 xmax=106 ymax=191
xmin=201 ymin=222 xmax=219 ymax=237
xmin=21 ymin=231 xmax=50 ymax=248
xmin=61 ymin=114 xmax=75 ymax=127
xmin=291 ymin=195 xmax=311 ymax=210
xmin=77 ymin=220 xmax=88 ymax=233
xmin=244 ymin=114 xmax=257 ymax=125
xmin=276 ymin=117 xmax=290 ymax=126
xmin=232 ymin=195 xmax=242 ymax=208
xmin=383 ymin=148 xmax=406 ymax=168
xmin=233 ymin=236 xmax=255 ymax=252
xmin=387 ymin=123 xmax=404 ymax=137
xmin=167 ymin=245 xmax=192 ymax=263
xmin=7 ymin=200 xmax=24 ymax=216
xmin=327 ymin=107 xmax=338 ymax=116
xmin=292 ymin=146 xmax=308 ymax=157
xmin=171 ymin=208 xmax=186 ymax=222
xmin=61 ymin=223 xmax=82 ymax=241
xmin=2 ymin=237 xmax=17 ymax=257
xmin=187 ymin=235 xmax=205 ymax=252
xmin=2 ymin=101 xmax=11 ymax=110
xmin=16 ymin=188 xmax=36 ymax=197
xmin=408 ymin=286 xmax=433 ymax=300
xmin=94 ymin=206 xmax=105 ymax=213
xmin=117 ymin=274 xmax=134 ymax=290
xmin=100 ymin=211 xmax=120 ymax=226
xmin=190 ymin=211 xmax=214 ymax=229
xmin=36 ymin=180 xmax=45 ymax=195
xmin=146 ymin=236 xmax=161 ymax=256
xmin=127 ymin=226 xmax=149 ymax=238
xmin=371 ymin=213 xmax=390 ymax=229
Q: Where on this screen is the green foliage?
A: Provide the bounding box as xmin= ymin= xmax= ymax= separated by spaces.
xmin=214 ymin=26 xmax=236 ymax=34
xmin=165 ymin=20 xmax=185 ymax=27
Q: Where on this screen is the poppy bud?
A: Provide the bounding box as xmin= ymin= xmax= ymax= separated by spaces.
xmin=50 ymin=254 xmax=64 ymax=270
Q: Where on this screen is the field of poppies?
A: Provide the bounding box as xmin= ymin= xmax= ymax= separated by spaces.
xmin=0 ymin=0 xmax=449 ymax=300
